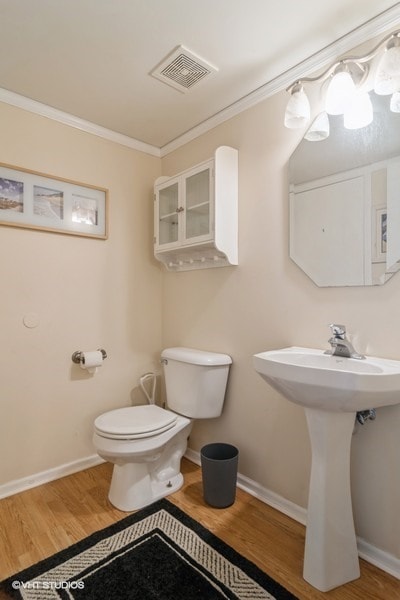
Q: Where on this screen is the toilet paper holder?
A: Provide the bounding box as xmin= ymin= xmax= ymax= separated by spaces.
xmin=72 ymin=349 xmax=107 ymax=365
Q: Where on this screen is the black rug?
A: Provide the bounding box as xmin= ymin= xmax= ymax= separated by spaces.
xmin=0 ymin=499 xmax=298 ymax=599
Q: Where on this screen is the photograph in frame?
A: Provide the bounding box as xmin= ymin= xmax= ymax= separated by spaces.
xmin=0 ymin=178 xmax=24 ymax=213
xmin=34 ymin=185 xmax=64 ymax=221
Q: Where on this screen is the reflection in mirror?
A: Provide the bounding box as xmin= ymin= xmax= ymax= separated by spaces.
xmin=289 ymin=92 xmax=400 ymax=286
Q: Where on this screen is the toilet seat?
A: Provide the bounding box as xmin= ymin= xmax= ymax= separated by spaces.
xmin=94 ymin=405 xmax=177 ymax=440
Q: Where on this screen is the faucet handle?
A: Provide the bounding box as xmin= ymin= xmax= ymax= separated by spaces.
xmin=329 ymin=323 xmax=346 ymax=338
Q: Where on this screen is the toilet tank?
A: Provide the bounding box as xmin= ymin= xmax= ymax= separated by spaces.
xmin=161 ymin=347 xmax=232 ymax=418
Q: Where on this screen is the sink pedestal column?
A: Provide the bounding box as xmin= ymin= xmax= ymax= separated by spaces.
xmin=303 ymin=408 xmax=360 ymax=592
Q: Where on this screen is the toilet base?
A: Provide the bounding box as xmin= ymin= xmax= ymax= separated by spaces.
xmin=104 ymin=422 xmax=192 ymax=511
xmin=108 ymin=464 xmax=184 ymax=511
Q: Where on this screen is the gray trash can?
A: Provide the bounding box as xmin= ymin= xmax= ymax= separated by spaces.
xmin=200 ymin=443 xmax=239 ymax=508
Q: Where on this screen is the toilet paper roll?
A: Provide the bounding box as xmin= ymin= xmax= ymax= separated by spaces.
xmin=80 ymin=350 xmax=103 ymax=374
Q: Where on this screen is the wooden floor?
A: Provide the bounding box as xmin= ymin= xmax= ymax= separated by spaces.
xmin=0 ymin=459 xmax=398 ymax=599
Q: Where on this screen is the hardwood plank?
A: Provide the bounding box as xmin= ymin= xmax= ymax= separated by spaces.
xmin=0 ymin=459 xmax=398 ymax=599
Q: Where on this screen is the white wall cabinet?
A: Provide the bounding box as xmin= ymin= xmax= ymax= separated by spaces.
xmin=154 ymin=146 xmax=238 ymax=271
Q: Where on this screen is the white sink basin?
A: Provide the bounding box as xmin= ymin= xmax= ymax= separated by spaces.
xmin=253 ymin=345 xmax=400 ymax=592
xmin=253 ymin=346 xmax=400 ymax=412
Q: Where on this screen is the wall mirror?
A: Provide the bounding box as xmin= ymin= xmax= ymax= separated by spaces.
xmin=289 ymin=92 xmax=400 ymax=286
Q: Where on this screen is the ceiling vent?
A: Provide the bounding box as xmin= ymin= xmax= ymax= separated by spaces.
xmin=150 ymin=45 xmax=217 ymax=93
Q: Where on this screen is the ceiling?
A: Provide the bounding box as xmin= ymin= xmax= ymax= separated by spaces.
xmin=0 ymin=1 xmax=399 ymax=153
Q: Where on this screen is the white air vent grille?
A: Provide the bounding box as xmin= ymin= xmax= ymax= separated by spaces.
xmin=150 ymin=46 xmax=217 ymax=93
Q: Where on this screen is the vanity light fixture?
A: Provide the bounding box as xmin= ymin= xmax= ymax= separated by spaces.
xmin=374 ymin=36 xmax=400 ymax=95
xmin=343 ymin=91 xmax=373 ymax=129
xmin=325 ymin=67 xmax=357 ymax=116
xmin=303 ymin=111 xmax=330 ymax=141
xmin=284 ymin=29 xmax=400 ymax=139
xmin=390 ymin=90 xmax=400 ymax=112
xmin=284 ymin=83 xmax=310 ymax=128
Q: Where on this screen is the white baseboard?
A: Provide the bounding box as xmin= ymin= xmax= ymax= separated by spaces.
xmin=0 ymin=454 xmax=104 ymax=500
xmin=184 ymin=448 xmax=400 ymax=581
xmin=357 ymin=537 xmax=400 ymax=580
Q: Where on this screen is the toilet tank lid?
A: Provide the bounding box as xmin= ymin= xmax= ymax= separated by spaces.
xmin=161 ymin=347 xmax=232 ymax=366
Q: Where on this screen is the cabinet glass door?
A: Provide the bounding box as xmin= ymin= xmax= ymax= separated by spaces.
xmin=158 ymin=181 xmax=179 ymax=246
xmin=184 ymin=166 xmax=212 ymax=242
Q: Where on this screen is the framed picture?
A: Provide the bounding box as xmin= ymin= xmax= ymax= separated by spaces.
xmin=372 ymin=205 xmax=387 ymax=263
xmin=0 ymin=163 xmax=108 ymax=239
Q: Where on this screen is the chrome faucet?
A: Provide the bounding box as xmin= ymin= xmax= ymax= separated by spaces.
xmin=325 ymin=324 xmax=365 ymax=359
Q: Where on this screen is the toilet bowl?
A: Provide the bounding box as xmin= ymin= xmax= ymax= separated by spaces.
xmin=93 ymin=347 xmax=232 ymax=511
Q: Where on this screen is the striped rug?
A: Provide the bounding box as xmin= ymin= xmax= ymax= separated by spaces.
xmin=0 ymin=499 xmax=298 ymax=599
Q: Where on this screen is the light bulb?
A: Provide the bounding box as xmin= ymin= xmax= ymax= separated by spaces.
xmin=284 ymin=85 xmax=310 ymax=129
xmin=374 ymin=45 xmax=400 ymax=95
xmin=304 ymin=112 xmax=330 ymax=141
xmin=344 ymin=92 xmax=373 ymax=129
xmin=325 ymin=71 xmax=356 ymax=115
xmin=390 ymin=91 xmax=400 ymax=112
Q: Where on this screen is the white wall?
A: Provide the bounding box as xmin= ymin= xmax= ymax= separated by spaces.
xmin=0 ymin=102 xmax=162 ymax=484
xmin=160 ymin=91 xmax=400 ymax=561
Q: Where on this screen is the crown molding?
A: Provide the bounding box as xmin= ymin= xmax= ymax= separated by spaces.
xmin=0 ymin=88 xmax=161 ymax=157
xmin=0 ymin=4 xmax=399 ymax=159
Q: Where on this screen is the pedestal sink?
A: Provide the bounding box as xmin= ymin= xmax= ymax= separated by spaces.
xmin=253 ymin=346 xmax=400 ymax=592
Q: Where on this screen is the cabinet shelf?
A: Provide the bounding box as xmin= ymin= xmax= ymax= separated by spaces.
xmin=159 ymin=212 xmax=178 ymax=222
xmin=187 ymin=201 xmax=210 ymax=214
xmin=154 ymin=146 xmax=238 ymax=272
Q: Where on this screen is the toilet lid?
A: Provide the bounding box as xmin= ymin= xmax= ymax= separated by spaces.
xmin=94 ymin=405 xmax=178 ymax=440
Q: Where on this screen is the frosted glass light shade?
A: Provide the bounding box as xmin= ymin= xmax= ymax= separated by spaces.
xmin=325 ymin=71 xmax=356 ymax=115
xmin=344 ymin=92 xmax=373 ymax=129
xmin=284 ymin=87 xmax=310 ymax=129
xmin=374 ymin=45 xmax=400 ymax=95
xmin=390 ymin=91 xmax=400 ymax=112
xmin=304 ymin=112 xmax=330 ymax=141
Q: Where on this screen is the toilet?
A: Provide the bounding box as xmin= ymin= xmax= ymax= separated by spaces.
xmin=93 ymin=347 xmax=232 ymax=511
